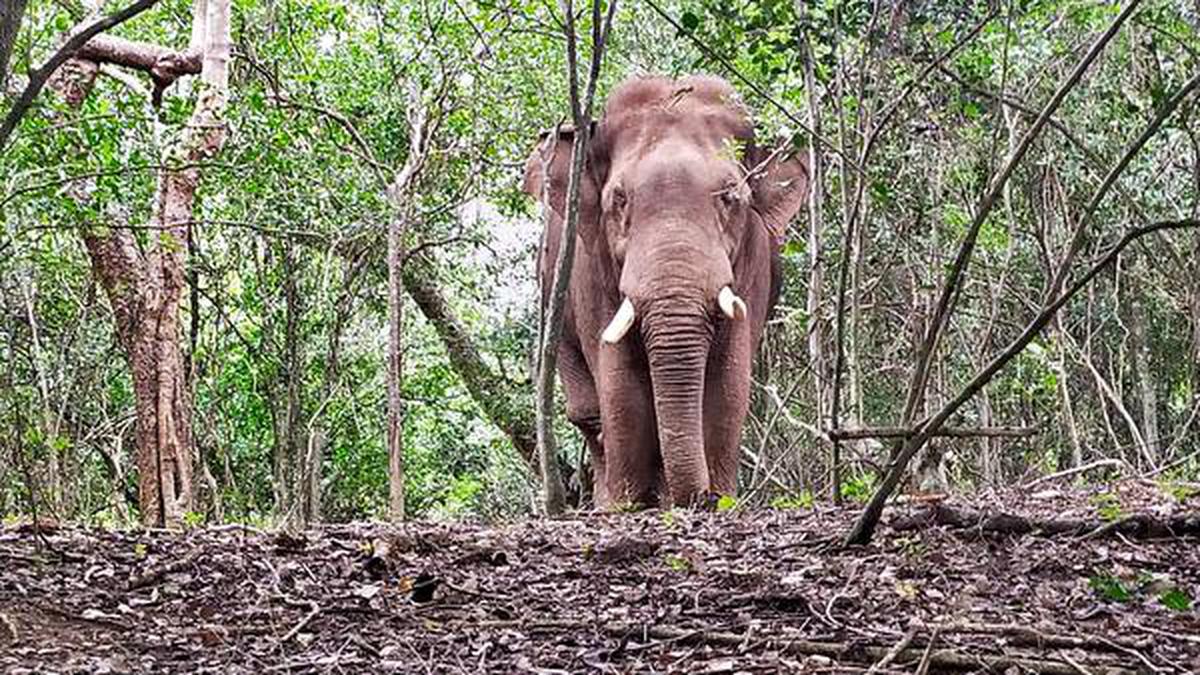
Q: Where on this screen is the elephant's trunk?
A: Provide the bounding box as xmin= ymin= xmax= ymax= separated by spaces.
xmin=641 ymin=295 xmax=714 ymax=506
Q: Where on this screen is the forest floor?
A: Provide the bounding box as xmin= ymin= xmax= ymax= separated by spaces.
xmin=1 ymin=481 xmax=1198 ymax=674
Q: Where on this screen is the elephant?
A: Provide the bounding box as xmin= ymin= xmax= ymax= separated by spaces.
xmin=523 ymin=75 xmax=809 ymax=509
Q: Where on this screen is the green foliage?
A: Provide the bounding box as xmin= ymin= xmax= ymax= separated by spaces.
xmin=1 ymin=0 xmax=1197 ymax=526
xmin=1088 ymin=572 xmax=1132 ymax=603
xmin=770 ymin=491 xmax=815 ymax=510
xmin=715 ymin=495 xmax=738 ymax=512
xmin=1157 ymin=480 xmax=1199 ymax=503
xmin=1089 ymin=492 xmax=1125 ymax=523
xmin=840 ymin=474 xmax=877 ymax=503
xmin=1158 ymin=588 xmax=1192 ymax=612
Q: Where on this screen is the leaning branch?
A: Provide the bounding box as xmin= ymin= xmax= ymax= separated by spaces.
xmin=0 ymin=0 xmax=161 ymax=150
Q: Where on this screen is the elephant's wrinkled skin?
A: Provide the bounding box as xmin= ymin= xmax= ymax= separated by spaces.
xmin=524 ymin=75 xmax=809 ymax=508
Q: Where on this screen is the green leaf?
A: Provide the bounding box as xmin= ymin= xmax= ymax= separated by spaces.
xmin=1159 ymin=588 xmax=1192 ymax=612
xmin=716 ymin=495 xmax=737 ymax=512
xmin=1089 ymin=573 xmax=1131 ymax=603
xmin=680 ymin=11 xmax=701 ymax=31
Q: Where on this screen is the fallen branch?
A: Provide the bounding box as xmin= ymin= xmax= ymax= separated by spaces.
xmin=1023 ymin=459 xmax=1126 ymax=488
xmin=891 ymin=501 xmax=1200 ymax=540
xmin=918 ymin=620 xmax=1152 ymax=652
xmin=829 ymin=426 xmax=1037 ymax=441
xmin=126 ymin=546 xmax=205 ymax=591
xmin=606 ymin=623 xmax=1138 ymax=675
xmin=279 ymin=600 xmax=320 ymax=644
xmin=865 ymin=623 xmax=918 ymax=674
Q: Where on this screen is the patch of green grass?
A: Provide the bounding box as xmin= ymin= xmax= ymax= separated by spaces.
xmin=1089 ymin=491 xmax=1125 ymax=522
xmin=770 ymin=491 xmax=815 ymax=510
xmin=841 ymin=474 xmax=877 ymax=503
xmin=1088 ymin=572 xmax=1131 ymax=603
xmin=664 ymin=554 xmax=691 ymax=573
xmin=1159 ymin=588 xmax=1193 ymax=612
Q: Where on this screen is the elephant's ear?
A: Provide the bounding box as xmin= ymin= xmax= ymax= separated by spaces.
xmin=747 ymin=141 xmax=810 ymax=245
xmin=522 ymin=123 xmax=605 ymax=250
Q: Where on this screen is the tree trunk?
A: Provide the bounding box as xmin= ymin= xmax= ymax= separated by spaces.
xmin=274 ymin=239 xmax=306 ymax=528
xmin=386 ymin=204 xmax=406 ymax=522
xmin=1126 ymin=264 xmax=1161 ymax=469
xmin=798 ymin=0 xmax=828 ymax=452
xmin=86 ymin=226 xmax=197 ymax=527
xmin=0 ymin=0 xmax=28 ymax=89
xmin=1054 ymin=314 xmax=1084 ymax=469
xmin=65 ymin=0 xmax=231 ymax=528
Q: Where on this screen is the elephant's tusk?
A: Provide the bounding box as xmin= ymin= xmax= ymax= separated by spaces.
xmin=601 ymin=298 xmax=636 ymax=343
xmin=718 ymin=286 xmax=747 ymax=320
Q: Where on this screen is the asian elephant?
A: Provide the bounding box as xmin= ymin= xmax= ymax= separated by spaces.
xmin=523 ymin=75 xmax=809 ymax=509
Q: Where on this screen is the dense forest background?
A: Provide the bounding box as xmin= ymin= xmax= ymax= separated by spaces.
xmin=1 ymin=0 xmax=1197 ymax=528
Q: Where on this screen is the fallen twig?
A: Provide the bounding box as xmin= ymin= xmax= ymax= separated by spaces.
xmin=1023 ymin=459 xmax=1126 ymax=489
xmin=279 ymin=600 xmax=320 ymax=644
xmin=865 ymin=623 xmax=919 ymax=674
xmin=921 ymin=620 xmax=1152 ymax=652
xmin=915 ymin=626 xmax=940 ymax=675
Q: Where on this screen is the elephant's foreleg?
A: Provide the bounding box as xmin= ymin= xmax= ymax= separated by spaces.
xmin=598 ymin=343 xmax=661 ymax=508
xmin=703 ymin=318 xmax=753 ymax=496
xmin=558 ymin=344 xmax=608 ymax=509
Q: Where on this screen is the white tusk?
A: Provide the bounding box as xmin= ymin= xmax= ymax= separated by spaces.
xmin=718 ymin=286 xmax=748 ymax=321
xmin=601 ymin=298 xmax=636 ymax=343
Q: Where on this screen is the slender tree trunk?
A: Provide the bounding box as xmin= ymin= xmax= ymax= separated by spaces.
xmin=798 ymin=0 xmax=828 ymax=455
xmin=1126 ymin=263 xmax=1161 ymax=468
xmin=274 ymin=240 xmax=305 ymax=528
xmin=0 ymin=0 xmax=29 ymax=89
xmin=386 ymin=200 xmax=406 ymax=522
xmin=306 ymin=259 xmax=359 ymax=523
xmin=1054 ymin=314 xmax=1084 ymax=469
xmin=534 ymin=0 xmax=615 ymax=515
xmin=19 ymin=275 xmax=64 ymax=514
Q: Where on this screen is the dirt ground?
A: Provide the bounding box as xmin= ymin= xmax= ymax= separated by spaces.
xmin=1 ymin=481 xmax=1198 ymax=674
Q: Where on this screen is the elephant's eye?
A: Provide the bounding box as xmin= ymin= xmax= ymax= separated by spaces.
xmin=716 ymin=183 xmax=742 ymax=208
xmin=611 ymin=187 xmax=627 ymax=210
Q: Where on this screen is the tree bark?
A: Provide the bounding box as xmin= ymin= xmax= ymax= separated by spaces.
xmin=0 ymin=0 xmax=28 ymax=89
xmin=1054 ymin=313 xmax=1085 ymax=469
xmin=534 ymin=0 xmax=615 ymax=515
xmin=67 ymin=0 xmax=231 ymax=528
xmin=384 ymin=81 xmax=434 ymax=523
xmin=274 ymin=240 xmax=305 ymax=528
xmin=1126 ymin=264 xmax=1161 ymax=469
xmin=386 ymin=199 xmax=406 ymax=522
xmin=797 ymin=0 xmax=831 ymax=500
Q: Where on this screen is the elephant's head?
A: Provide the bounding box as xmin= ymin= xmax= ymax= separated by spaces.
xmin=526 ymin=76 xmax=809 ymax=505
